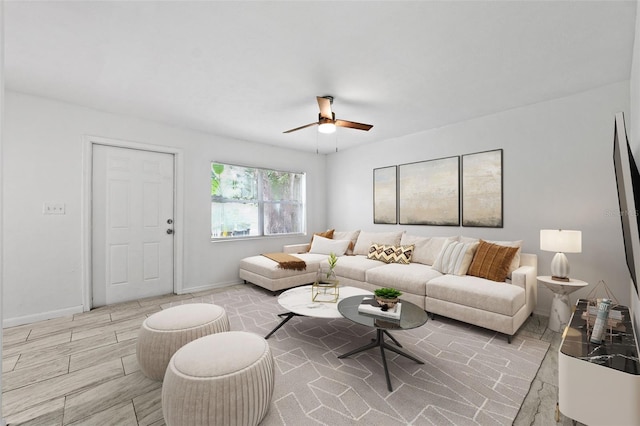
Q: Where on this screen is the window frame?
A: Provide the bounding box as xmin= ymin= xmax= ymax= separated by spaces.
xmin=211 ymin=162 xmax=306 ymax=241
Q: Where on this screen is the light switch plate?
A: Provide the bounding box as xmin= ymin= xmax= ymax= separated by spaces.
xmin=43 ymin=203 xmax=66 ymax=215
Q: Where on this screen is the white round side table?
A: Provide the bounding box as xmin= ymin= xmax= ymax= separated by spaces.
xmin=537 ymin=276 xmax=588 ymax=333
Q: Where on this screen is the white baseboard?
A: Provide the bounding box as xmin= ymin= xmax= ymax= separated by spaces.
xmin=179 ymin=280 xmax=243 ymax=294
xmin=3 ymin=305 xmax=84 ymax=328
xmin=2 ymin=282 xmax=243 ymax=327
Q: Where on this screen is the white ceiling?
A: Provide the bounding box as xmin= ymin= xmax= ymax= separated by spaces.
xmin=4 ymin=1 xmax=637 ymax=154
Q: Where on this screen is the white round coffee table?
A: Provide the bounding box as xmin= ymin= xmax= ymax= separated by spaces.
xmin=265 ymin=285 xmax=372 ymax=338
xmin=538 ymin=275 xmax=588 ymax=333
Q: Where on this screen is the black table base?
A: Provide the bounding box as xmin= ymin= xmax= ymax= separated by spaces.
xmin=265 ymin=312 xmax=300 ymax=339
xmin=338 ymin=328 xmax=424 ymax=391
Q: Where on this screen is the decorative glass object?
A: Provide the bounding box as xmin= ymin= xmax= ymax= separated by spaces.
xmin=312 ymin=267 xmax=339 ymax=303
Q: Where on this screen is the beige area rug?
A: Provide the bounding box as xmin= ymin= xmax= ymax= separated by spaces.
xmin=172 ymin=285 xmax=550 ymax=425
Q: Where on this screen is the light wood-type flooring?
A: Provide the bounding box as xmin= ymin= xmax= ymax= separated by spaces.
xmin=2 ymin=285 xmax=583 ymax=425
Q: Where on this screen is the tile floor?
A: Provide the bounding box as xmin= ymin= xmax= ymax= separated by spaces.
xmin=1 ymin=285 xmax=582 ymax=425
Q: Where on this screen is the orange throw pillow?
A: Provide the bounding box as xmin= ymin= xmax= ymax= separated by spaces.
xmin=467 ymin=240 xmax=519 ymax=282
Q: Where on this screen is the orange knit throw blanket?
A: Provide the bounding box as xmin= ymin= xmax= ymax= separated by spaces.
xmin=262 ymin=252 xmax=307 ymax=271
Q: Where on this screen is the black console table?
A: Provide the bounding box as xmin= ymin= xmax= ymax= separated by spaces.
xmin=558 ymin=299 xmax=640 ymax=425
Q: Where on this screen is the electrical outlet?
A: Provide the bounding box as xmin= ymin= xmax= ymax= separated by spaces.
xmin=43 ymin=203 xmax=66 ymax=215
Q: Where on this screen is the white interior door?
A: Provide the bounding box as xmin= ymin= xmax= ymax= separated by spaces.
xmin=92 ymin=144 xmax=175 ymax=306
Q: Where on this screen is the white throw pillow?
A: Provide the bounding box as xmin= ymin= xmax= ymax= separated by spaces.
xmin=309 ymin=235 xmax=351 ymax=255
xmin=432 ymin=240 xmax=479 ymax=275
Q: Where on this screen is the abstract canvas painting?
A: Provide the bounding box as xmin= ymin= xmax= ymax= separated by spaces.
xmin=373 ymin=166 xmax=397 ymax=224
xmin=462 ymin=149 xmax=503 ymax=227
xmin=399 ymin=156 xmax=459 ymax=226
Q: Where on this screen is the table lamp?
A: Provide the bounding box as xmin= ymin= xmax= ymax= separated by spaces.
xmin=540 ymin=229 xmax=582 ymax=281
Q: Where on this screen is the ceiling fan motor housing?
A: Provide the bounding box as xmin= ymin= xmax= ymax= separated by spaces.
xmin=318 ymin=113 xmax=335 ymax=125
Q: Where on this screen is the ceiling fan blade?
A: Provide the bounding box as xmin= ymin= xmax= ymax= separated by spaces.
xmin=317 ymin=96 xmax=333 ymax=119
xmin=335 ymin=119 xmax=373 ymax=131
xmin=283 ymin=122 xmax=318 ymax=133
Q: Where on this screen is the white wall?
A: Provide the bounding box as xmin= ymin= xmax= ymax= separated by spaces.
xmin=1 ymin=2 xmax=6 ymax=421
xmin=2 ymin=79 xmax=634 ymax=325
xmin=327 ymin=81 xmax=631 ymax=316
xmin=2 ymin=91 xmax=326 ymax=326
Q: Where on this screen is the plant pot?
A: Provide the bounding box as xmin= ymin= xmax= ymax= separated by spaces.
xmin=375 ymin=296 xmax=399 ymax=310
xmin=317 ymin=267 xmax=338 ymax=285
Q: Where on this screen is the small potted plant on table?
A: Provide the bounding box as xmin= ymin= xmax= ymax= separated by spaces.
xmin=313 ymin=253 xmax=339 ymax=302
xmin=374 ymin=287 xmax=402 ymax=310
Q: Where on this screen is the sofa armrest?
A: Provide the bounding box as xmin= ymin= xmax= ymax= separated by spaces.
xmin=511 ymin=265 xmax=535 ymax=290
xmin=283 ymin=243 xmax=310 ymax=254
xmin=511 ymin=253 xmax=538 ymax=315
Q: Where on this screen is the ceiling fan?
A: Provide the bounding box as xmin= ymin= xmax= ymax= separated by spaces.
xmin=283 ymin=96 xmax=373 ymax=134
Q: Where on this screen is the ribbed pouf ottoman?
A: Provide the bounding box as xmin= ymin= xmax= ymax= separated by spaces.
xmin=162 ymin=331 xmax=275 ymax=426
xmin=136 ymin=303 xmax=230 ymax=381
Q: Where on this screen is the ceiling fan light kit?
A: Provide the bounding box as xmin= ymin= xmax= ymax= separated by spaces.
xmin=317 ymin=116 xmax=336 ymax=134
xmin=284 ymin=96 xmax=373 ymax=135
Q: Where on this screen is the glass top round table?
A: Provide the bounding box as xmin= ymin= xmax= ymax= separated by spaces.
xmin=337 ymin=294 xmax=429 ymax=330
xmin=337 ymin=295 xmax=429 ymax=391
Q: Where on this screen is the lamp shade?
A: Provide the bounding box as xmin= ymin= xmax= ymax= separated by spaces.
xmin=540 ymin=229 xmax=582 ymax=253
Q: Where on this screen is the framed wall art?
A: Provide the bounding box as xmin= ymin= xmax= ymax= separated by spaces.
xmin=373 ymin=166 xmax=397 ymax=224
xmin=462 ymin=149 xmax=503 ymax=227
xmin=399 ymin=156 xmax=459 ymax=226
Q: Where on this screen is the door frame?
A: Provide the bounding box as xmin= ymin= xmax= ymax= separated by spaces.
xmin=81 ymin=135 xmax=185 ymax=311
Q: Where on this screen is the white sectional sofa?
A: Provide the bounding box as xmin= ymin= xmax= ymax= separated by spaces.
xmin=239 ymin=230 xmax=537 ymax=341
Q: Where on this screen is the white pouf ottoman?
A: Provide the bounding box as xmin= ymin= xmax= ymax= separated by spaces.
xmin=136 ymin=303 xmax=230 ymax=381
xmin=162 ymin=331 xmax=275 ymax=426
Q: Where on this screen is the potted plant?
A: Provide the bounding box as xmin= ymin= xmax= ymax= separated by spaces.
xmin=317 ymin=252 xmax=339 ymax=284
xmin=326 ymin=252 xmax=338 ymax=279
xmin=374 ymin=287 xmax=402 ymax=309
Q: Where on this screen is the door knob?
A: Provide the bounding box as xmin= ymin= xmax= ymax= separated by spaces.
xmin=166 ymin=229 xmax=174 ymax=235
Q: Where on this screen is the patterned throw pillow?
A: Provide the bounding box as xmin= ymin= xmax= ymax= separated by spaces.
xmin=367 ymin=243 xmax=385 ymax=261
xmin=384 ymin=244 xmax=414 ymax=264
xmin=467 ymin=240 xmax=520 ymax=282
xmin=432 ymin=240 xmax=479 ymax=275
xmin=367 ymin=243 xmax=414 ymax=264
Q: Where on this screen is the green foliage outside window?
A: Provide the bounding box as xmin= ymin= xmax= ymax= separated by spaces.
xmin=211 ymin=162 xmax=305 ymax=238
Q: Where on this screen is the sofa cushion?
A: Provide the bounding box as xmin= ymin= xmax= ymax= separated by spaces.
xmin=240 ymin=254 xmax=326 ymax=279
xmin=309 ymin=235 xmax=351 ymax=255
xmin=353 ymin=231 xmax=404 ymax=256
xmin=400 ymin=234 xmax=459 ymax=265
xmin=426 ymin=274 xmax=525 ymax=316
xmin=467 ymin=240 xmax=519 ymax=282
xmin=432 ymin=240 xmax=479 ymax=275
xmin=333 ymin=230 xmax=361 ymax=255
xmin=365 ymin=263 xmax=442 ymax=296
xmin=332 ymin=255 xmax=386 ymax=282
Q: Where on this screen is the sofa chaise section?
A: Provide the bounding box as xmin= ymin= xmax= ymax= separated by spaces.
xmin=424 ymin=253 xmax=537 ymax=339
xmin=238 ymin=252 xmax=327 ymax=292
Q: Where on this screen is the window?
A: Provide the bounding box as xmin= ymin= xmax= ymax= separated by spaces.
xmin=211 ymin=162 xmax=305 ymax=238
